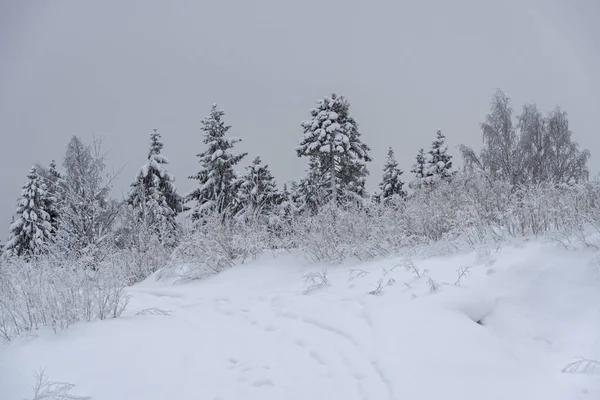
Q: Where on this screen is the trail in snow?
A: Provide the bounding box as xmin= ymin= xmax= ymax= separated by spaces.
xmin=1 ymin=241 xmax=599 ymax=399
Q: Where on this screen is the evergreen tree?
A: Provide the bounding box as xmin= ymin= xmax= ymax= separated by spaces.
xmin=235 ymin=156 xmax=280 ymax=220
xmin=279 ymin=183 xmax=296 ymax=218
xmin=188 ymin=104 xmax=247 ymax=219
xmin=293 ymin=159 xmax=328 ymax=214
xmin=297 ymin=94 xmax=371 ymax=206
xmin=281 ymin=183 xmax=292 ymax=207
xmin=379 ymin=147 xmax=405 ymax=202
xmin=289 ymin=181 xmax=303 ymax=212
xmin=32 ymin=160 xmax=64 ymax=235
xmin=422 ymin=130 xmax=453 ymax=184
xmin=127 ymin=129 xmax=182 ymax=243
xmin=409 ymin=148 xmax=426 ymax=188
xmin=45 ymin=160 xmax=64 ymax=234
xmin=5 ymin=166 xmax=53 ymax=257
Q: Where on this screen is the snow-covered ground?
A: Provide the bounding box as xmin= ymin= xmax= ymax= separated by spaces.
xmin=1 ymin=240 xmax=599 ymax=399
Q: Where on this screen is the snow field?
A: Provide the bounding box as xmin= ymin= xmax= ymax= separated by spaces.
xmin=1 ymin=240 xmax=599 ymax=399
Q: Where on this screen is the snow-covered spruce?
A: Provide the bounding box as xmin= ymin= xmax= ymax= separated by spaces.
xmin=5 ymin=166 xmax=54 ymax=257
xmin=278 ymin=183 xmax=297 ymax=219
xmin=292 ymin=159 xmax=329 ymax=214
xmin=409 ymin=148 xmax=426 ymax=189
xmin=297 ymin=93 xmax=371 ymax=207
xmin=234 ymin=156 xmax=280 ymax=221
xmin=421 ymin=129 xmax=454 ymax=185
xmin=378 ymin=147 xmax=405 ymax=203
xmin=127 ymin=129 xmax=182 ymax=245
xmin=187 ymin=104 xmax=247 ymax=219
xmin=34 ymin=159 xmax=64 ymax=235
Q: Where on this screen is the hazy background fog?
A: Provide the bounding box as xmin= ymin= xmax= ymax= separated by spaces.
xmin=1 ymin=0 xmax=599 ymax=239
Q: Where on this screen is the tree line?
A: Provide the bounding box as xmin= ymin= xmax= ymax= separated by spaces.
xmin=2 ymin=89 xmax=590 ymax=259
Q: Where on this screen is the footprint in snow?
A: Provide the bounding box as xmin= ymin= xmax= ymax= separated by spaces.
xmin=214 ymin=298 xmax=236 ymax=316
xmin=252 ymin=378 xmax=274 ymax=387
xmin=263 ymin=323 xmax=279 ymax=332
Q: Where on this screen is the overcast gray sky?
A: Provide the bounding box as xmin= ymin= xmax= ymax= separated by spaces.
xmin=1 ymin=0 xmax=599 ymax=240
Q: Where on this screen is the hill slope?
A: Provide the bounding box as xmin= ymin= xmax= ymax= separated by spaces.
xmin=1 ymin=240 xmax=599 ymax=399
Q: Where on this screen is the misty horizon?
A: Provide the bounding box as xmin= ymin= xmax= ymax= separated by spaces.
xmin=1 ymin=0 xmax=599 ymax=239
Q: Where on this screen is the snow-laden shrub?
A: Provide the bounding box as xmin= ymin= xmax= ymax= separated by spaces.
xmin=164 ymin=174 xmax=600 ymax=269
xmin=164 ymin=212 xmax=274 ymax=281
xmin=290 ymin=174 xmax=600 ymax=263
xmin=29 ymin=369 xmax=91 ymax=400
xmin=289 ymin=204 xmax=393 ymax=263
xmin=562 ymin=358 xmax=600 ymax=375
xmin=0 ymin=252 xmax=130 ymax=342
xmin=113 ymin=212 xmax=173 ymax=286
xmin=285 ymin=176 xmax=503 ymax=263
xmin=5 ymin=173 xmax=598 ymax=341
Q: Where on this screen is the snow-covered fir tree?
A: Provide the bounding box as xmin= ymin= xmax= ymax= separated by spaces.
xmin=288 ymin=181 xmax=303 ymax=212
xmin=188 ymin=104 xmax=247 ymax=219
xmin=45 ymin=159 xmax=64 ymax=234
xmin=422 ymin=130 xmax=453 ymax=184
xmin=127 ymin=129 xmax=182 ymax=244
xmin=235 ymin=156 xmax=280 ymax=220
xmin=409 ymin=148 xmax=426 ymax=188
xmin=297 ymin=94 xmax=371 ymax=207
xmin=293 ymin=159 xmax=328 ymax=214
xmin=279 ymin=183 xmax=296 ymax=218
xmin=378 ymin=147 xmax=405 ymax=203
xmin=32 ymin=159 xmax=64 ymax=235
xmin=5 ymin=166 xmax=53 ymax=257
